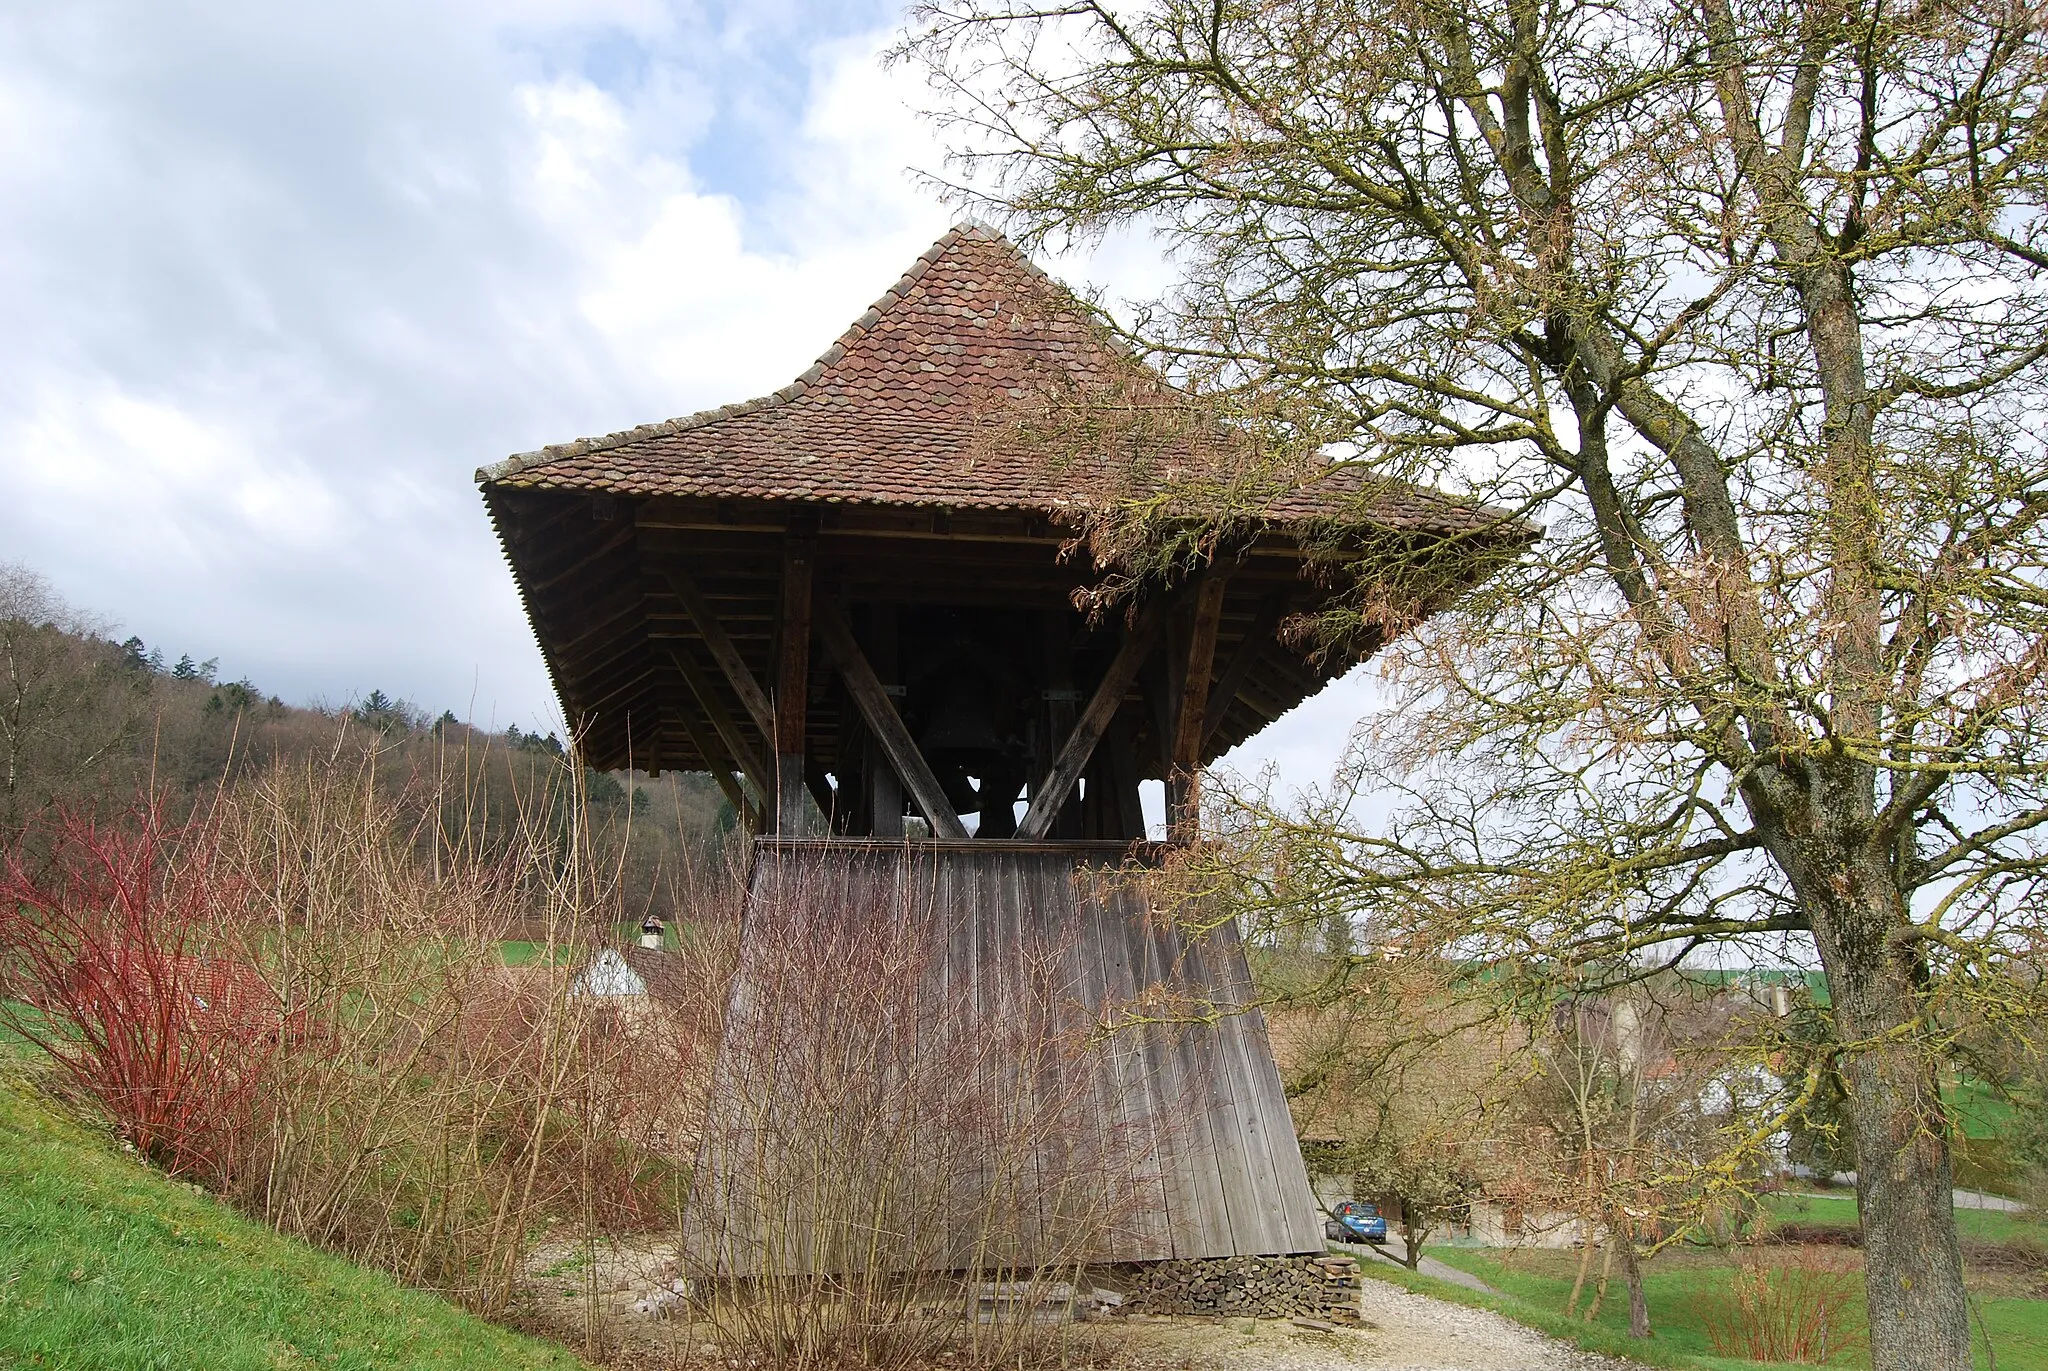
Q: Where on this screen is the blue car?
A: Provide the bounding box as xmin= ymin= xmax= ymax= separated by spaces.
xmin=1324 ymin=1200 xmax=1389 ymax=1244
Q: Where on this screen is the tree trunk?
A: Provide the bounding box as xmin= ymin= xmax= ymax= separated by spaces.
xmin=1616 ymin=1230 xmax=1650 ymax=1339
xmin=1400 ymin=1215 xmax=1428 ymax=1270
xmin=1565 ymin=1225 xmax=1596 ymax=1317
xmin=1772 ymin=823 xmax=1972 ymax=1371
xmin=1586 ymin=1240 xmax=1613 ymax=1322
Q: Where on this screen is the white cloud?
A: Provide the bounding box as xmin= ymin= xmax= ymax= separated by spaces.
xmin=10 ymin=386 xmax=344 ymax=566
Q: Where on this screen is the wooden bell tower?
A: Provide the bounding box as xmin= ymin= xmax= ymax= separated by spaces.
xmin=481 ymin=225 xmax=1519 ymax=1268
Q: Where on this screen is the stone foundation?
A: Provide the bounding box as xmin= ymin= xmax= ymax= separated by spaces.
xmin=1110 ymin=1254 xmax=1360 ymax=1322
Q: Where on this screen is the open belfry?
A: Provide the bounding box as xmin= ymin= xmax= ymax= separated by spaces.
xmin=481 ymin=225 xmax=1515 ymax=1272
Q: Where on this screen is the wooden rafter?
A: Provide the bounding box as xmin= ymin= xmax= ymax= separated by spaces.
xmin=666 ymin=643 xmax=770 ymax=800
xmin=664 ymin=568 xmax=774 ymax=738
xmin=1202 ymin=591 xmax=1288 ymax=748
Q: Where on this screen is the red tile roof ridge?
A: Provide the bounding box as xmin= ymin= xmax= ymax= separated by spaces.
xmin=478 ymin=221 xmax=1040 ymax=486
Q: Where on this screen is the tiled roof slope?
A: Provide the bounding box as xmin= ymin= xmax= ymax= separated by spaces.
xmin=478 ymin=225 xmax=1493 ymax=535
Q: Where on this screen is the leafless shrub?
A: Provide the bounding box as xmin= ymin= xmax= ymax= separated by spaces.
xmin=0 ymin=804 xmax=266 ymax=1178
xmin=1 ymin=737 xmax=738 ymax=1327
xmin=1704 ymin=1247 xmax=1867 ymax=1365
xmin=686 ymin=847 xmax=1161 ymax=1371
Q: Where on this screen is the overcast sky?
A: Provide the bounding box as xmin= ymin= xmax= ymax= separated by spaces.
xmin=0 ymin=0 xmax=1376 ymax=800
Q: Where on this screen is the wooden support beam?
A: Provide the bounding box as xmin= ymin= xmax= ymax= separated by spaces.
xmin=675 ymin=705 xmax=760 ymax=829
xmin=666 ymin=643 xmax=770 ymax=802
xmin=813 ymin=596 xmax=971 ymax=840
xmin=1169 ymin=574 xmax=1229 ymax=842
xmin=1016 ymin=606 xmax=1166 ymax=841
xmin=1201 ymin=592 xmax=1289 ymax=748
xmin=775 ymin=529 xmax=815 ymax=835
xmin=1040 ymin=610 xmax=1081 ymax=840
xmin=865 ymin=606 xmax=903 ymax=838
xmin=803 ymin=756 xmax=840 ymax=832
xmin=664 ymin=568 xmax=774 ymax=738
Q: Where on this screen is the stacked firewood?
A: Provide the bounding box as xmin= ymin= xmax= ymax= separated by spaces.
xmin=1114 ymin=1255 xmax=1360 ymax=1322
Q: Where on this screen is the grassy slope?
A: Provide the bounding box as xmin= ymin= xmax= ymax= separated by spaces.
xmin=0 ymin=1075 xmax=591 ymax=1371
xmin=1403 ymin=1195 xmax=2048 ymax=1371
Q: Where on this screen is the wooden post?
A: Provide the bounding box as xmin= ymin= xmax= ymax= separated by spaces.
xmin=1016 ymin=606 xmax=1164 ymax=840
xmin=1107 ymin=713 xmax=1146 ymax=839
xmin=775 ymin=528 xmax=815 ymax=835
xmin=814 ymin=596 xmax=971 ymax=840
xmin=866 ymin=606 xmax=904 ymax=838
xmin=1169 ymin=574 xmax=1229 ymax=843
xmin=803 ymin=756 xmax=839 ymax=831
xmin=1202 ymin=591 xmax=1287 ymax=748
xmin=1041 ymin=610 xmax=1081 ymax=839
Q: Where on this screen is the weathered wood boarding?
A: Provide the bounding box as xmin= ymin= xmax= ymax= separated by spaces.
xmin=683 ymin=839 xmax=1323 ymax=1272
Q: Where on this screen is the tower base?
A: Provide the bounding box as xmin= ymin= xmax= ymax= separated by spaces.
xmin=682 ymin=839 xmax=1321 ymax=1275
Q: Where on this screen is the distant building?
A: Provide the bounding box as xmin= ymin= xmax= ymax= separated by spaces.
xmin=573 ymin=944 xmax=691 ymax=1022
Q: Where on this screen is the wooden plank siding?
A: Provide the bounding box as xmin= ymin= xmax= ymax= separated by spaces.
xmin=682 ymin=840 xmax=1323 ymax=1275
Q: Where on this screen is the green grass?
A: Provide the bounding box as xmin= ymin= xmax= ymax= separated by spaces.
xmin=1354 ymin=1251 xmax=1769 ymax=1371
xmin=500 ymin=940 xmax=545 ymax=966
xmin=1406 ymin=1224 xmax=2048 ymax=1371
xmin=1768 ymin=1190 xmax=2042 ymax=1245
xmin=1951 ymin=1077 xmax=2022 ymax=1142
xmin=0 ymin=1073 xmax=592 ymax=1371
xmin=498 ymin=941 xmax=581 ymax=967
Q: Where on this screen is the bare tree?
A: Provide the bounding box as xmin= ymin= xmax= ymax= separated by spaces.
xmin=902 ymin=2 xmax=2048 ymax=1366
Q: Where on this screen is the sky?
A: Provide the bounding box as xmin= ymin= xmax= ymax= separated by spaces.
xmin=0 ymin=0 xmax=1376 ymax=803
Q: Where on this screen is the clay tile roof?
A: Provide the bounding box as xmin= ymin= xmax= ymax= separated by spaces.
xmin=477 ymin=224 xmax=1512 ymax=539
xmin=616 ymin=946 xmax=695 ymax=1008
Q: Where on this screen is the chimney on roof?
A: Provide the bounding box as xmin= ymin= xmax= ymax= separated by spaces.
xmin=640 ymin=914 xmax=666 ymax=951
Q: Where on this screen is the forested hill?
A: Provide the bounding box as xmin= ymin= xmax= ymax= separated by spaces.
xmin=0 ymin=562 xmax=733 ymax=922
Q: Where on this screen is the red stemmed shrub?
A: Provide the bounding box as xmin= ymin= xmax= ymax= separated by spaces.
xmin=1704 ymin=1246 xmax=1868 ymax=1364
xmin=0 ymin=806 xmax=266 ymax=1180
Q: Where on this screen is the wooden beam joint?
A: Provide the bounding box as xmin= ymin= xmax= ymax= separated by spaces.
xmin=814 ymin=595 xmax=971 ymax=840
xmin=1016 ymin=602 xmax=1168 ymax=841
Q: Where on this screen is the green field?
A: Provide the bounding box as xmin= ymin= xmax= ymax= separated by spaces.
xmin=1386 ymin=1196 xmax=2048 ymax=1371
xmin=1770 ymin=1190 xmax=2042 ymax=1245
xmin=0 ymin=1072 xmax=591 ymax=1371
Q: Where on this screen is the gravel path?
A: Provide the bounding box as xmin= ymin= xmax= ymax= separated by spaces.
xmin=1115 ymin=1278 xmax=1644 ymax=1371
xmin=1347 ymin=1278 xmax=1640 ymax=1371
xmin=1337 ymin=1239 xmax=1497 ymax=1294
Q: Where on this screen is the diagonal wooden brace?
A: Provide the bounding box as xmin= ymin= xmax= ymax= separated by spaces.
xmin=675 ymin=704 xmax=763 ymax=828
xmin=665 ymin=568 xmax=774 ymax=739
xmin=1201 ymin=590 xmax=1287 ymax=749
xmin=666 ymin=643 xmax=771 ymax=802
xmin=1016 ymin=604 xmax=1166 ymax=840
xmin=813 ymin=596 xmax=971 ymax=840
